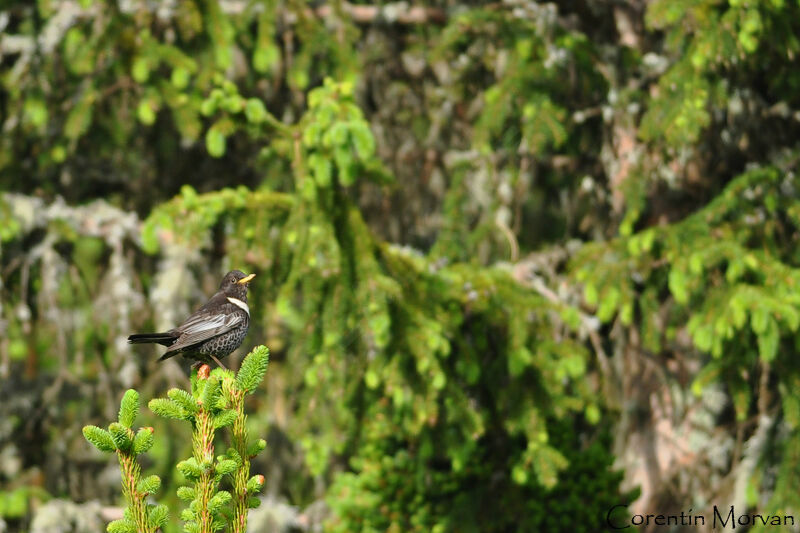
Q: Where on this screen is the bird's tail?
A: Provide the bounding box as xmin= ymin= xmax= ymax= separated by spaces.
xmin=128 ymin=332 xmax=177 ymax=346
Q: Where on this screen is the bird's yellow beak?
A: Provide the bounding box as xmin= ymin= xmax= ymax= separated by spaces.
xmin=237 ymin=273 xmax=256 ymax=284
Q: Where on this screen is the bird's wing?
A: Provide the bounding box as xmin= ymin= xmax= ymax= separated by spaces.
xmin=165 ymin=293 xmax=244 ymax=353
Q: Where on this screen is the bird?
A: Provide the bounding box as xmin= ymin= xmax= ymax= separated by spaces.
xmin=128 ymin=270 xmax=255 ymax=368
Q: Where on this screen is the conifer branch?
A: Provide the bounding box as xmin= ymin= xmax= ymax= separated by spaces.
xmin=193 ymin=398 xmax=218 ymax=533
xmin=83 ymin=390 xmax=165 ymax=533
xmin=234 ymin=345 xmax=270 ymax=395
xmin=162 ymin=366 xmax=232 ymax=533
xmin=83 ymin=347 xmax=269 ymax=532
xmin=148 ymin=346 xmax=269 ymax=532
xmin=223 ymin=346 xmax=270 ymax=532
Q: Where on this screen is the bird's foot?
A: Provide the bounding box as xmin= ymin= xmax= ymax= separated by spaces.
xmin=210 ymin=354 xmax=228 ymax=369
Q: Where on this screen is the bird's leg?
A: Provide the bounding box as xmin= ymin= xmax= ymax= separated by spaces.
xmin=210 ymin=354 xmax=228 ymax=369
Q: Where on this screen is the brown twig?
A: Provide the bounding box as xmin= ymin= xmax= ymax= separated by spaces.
xmin=314 ymin=3 xmax=447 ymax=25
xmin=522 ymin=273 xmax=616 ymax=400
xmin=496 ymin=220 xmax=519 ymax=262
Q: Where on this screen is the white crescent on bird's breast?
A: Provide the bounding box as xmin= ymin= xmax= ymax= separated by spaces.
xmin=227 ymin=297 xmax=250 ymax=315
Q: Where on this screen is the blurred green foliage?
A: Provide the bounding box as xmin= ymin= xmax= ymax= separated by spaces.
xmin=328 ymin=417 xmax=638 ymax=533
xmin=2 ymin=0 xmax=800 ymax=531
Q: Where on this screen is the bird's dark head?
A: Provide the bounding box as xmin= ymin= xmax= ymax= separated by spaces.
xmin=220 ymin=270 xmax=256 ymax=300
